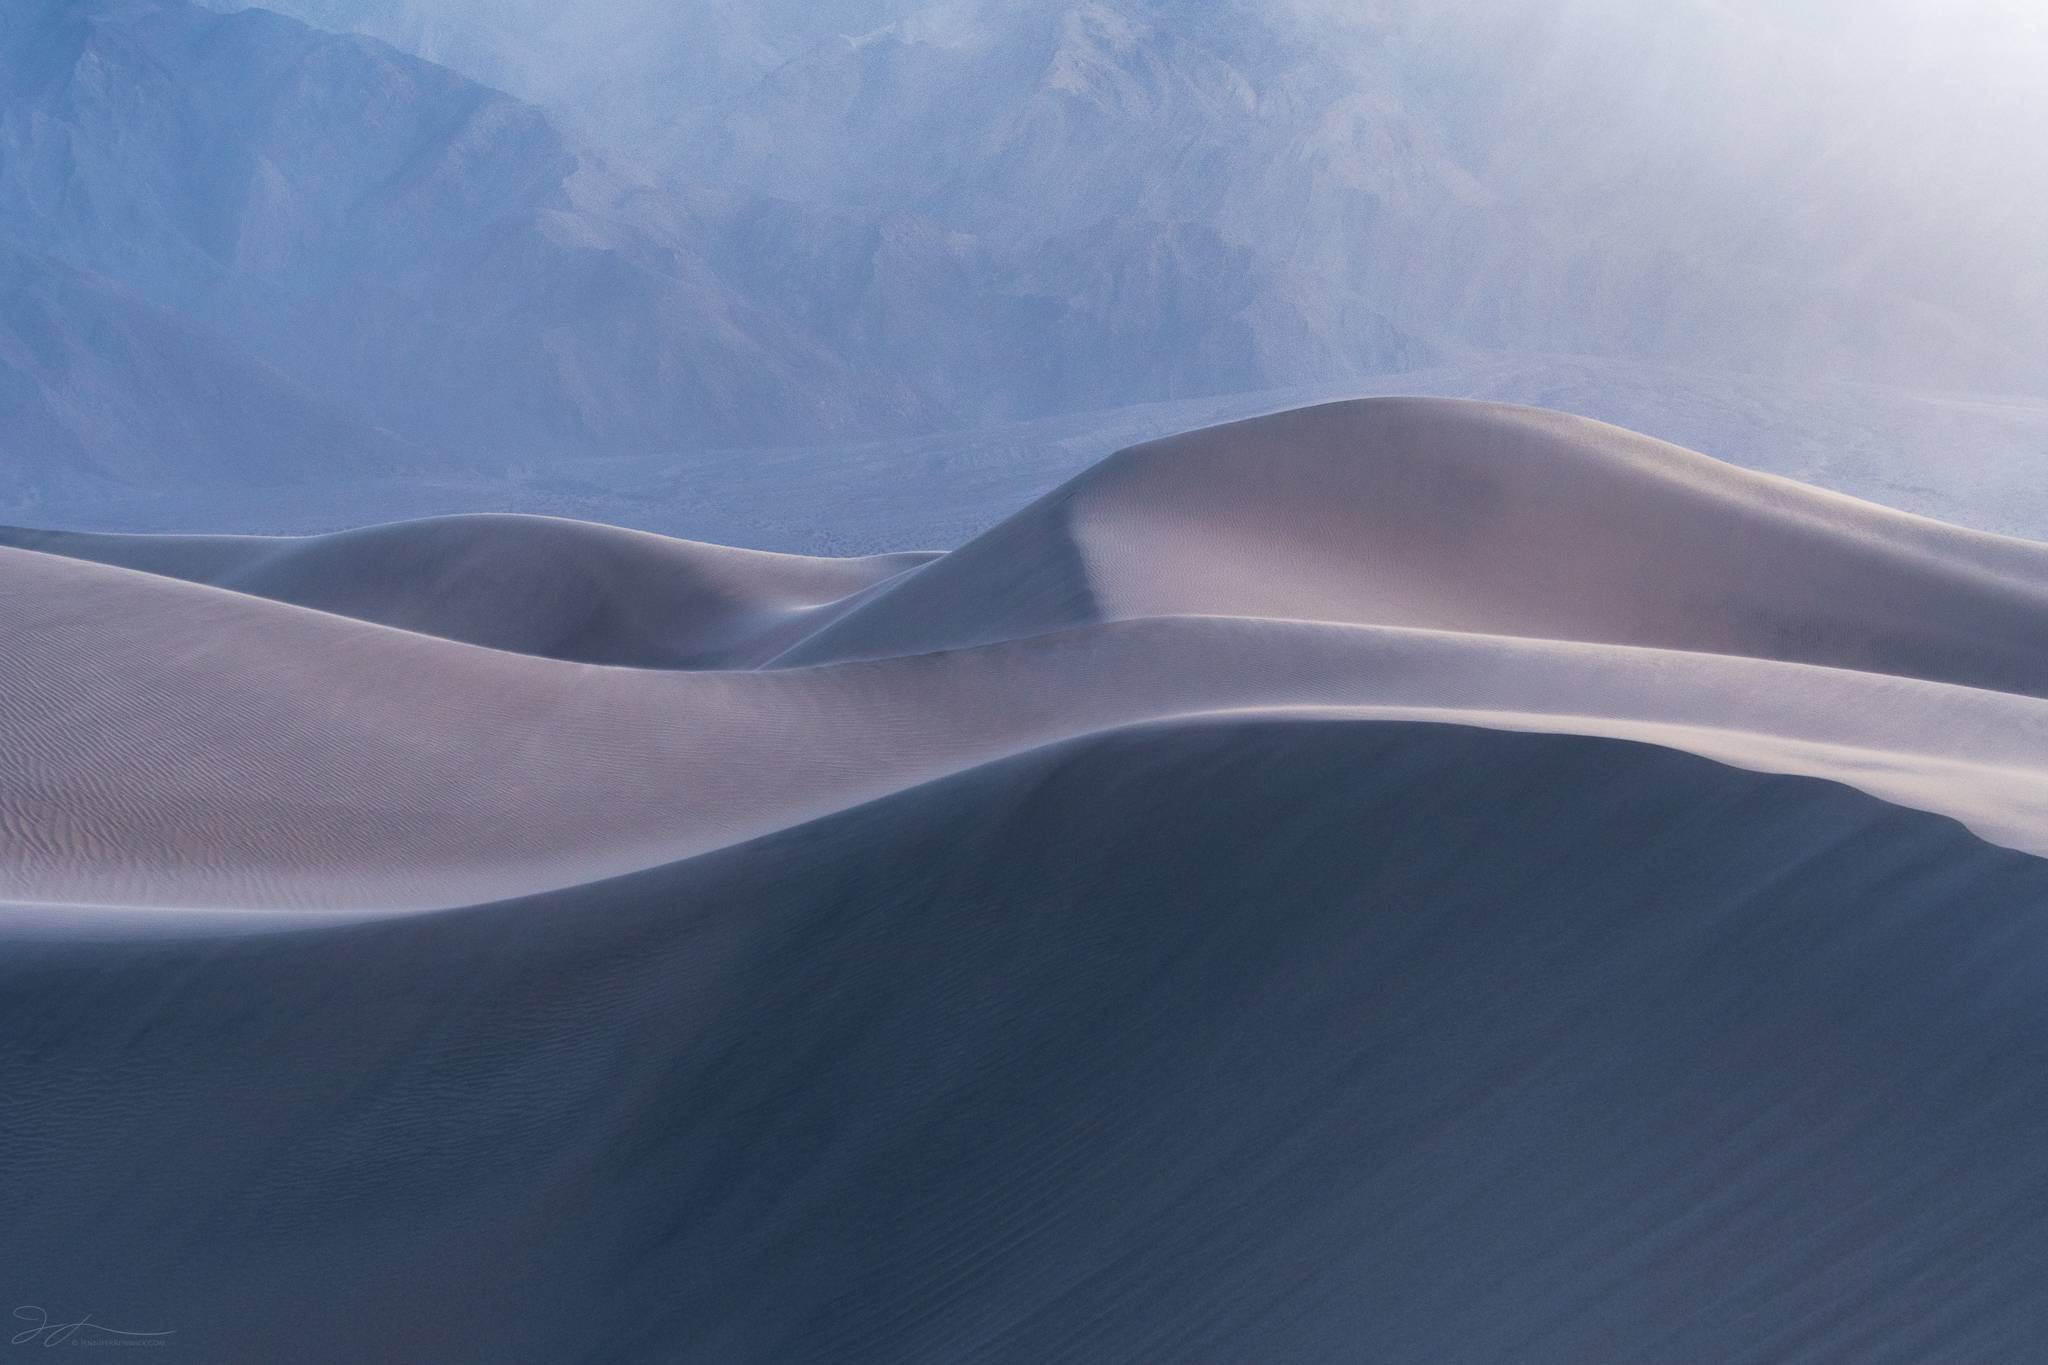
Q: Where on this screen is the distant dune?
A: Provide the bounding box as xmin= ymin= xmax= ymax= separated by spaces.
xmin=0 ymin=516 xmax=936 ymax=668
xmin=777 ymin=399 xmax=2048 ymax=687
xmin=6 ymin=398 xmax=2048 ymax=1360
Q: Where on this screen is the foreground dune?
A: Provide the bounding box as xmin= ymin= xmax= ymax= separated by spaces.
xmin=5 ymin=399 xmax=2048 ymax=1359
xmin=10 ymin=723 xmax=2048 ymax=1360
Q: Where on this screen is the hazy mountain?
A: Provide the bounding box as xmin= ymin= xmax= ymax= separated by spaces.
xmin=4 ymin=0 xmax=1437 ymax=497
xmin=693 ymin=195 xmax=1423 ymax=427
xmin=1385 ymin=0 xmax=2048 ymax=391
xmin=692 ymin=0 xmax=2048 ymax=392
xmin=0 ymin=0 xmax=904 ymax=467
xmin=695 ymin=2 xmax=1437 ymax=397
xmin=0 ymin=240 xmax=410 ymax=508
xmin=12 ymin=0 xmax=2042 ymax=513
xmin=193 ymin=0 xmax=920 ymax=155
xmin=223 ymin=0 xmax=2048 ymax=397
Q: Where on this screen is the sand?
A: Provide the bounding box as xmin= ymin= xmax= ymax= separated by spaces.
xmin=4 ymin=398 xmax=2047 ymax=1359
xmin=7 ymin=400 xmax=2048 ymax=912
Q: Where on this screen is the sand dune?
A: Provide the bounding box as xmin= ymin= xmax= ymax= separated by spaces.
xmin=7 ymin=401 xmax=2048 ymax=912
xmin=0 ymin=515 xmax=935 ymax=667
xmin=10 ymin=543 xmax=2048 ymax=911
xmin=6 ymin=398 xmax=2048 ymax=1359
xmin=9 ymin=722 xmax=2048 ymax=1360
xmin=778 ymin=400 xmax=2048 ymax=691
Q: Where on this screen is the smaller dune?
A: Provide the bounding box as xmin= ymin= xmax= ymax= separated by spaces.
xmin=0 ymin=515 xmax=935 ymax=668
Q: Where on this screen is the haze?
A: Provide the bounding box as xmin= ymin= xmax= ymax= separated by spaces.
xmin=2 ymin=0 xmax=2043 ymax=542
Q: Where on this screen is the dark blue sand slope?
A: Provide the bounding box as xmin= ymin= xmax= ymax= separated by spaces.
xmin=5 ymin=721 xmax=2045 ymax=1362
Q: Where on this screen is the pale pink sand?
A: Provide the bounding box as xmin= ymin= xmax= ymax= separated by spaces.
xmin=6 ymin=399 xmax=2048 ymax=912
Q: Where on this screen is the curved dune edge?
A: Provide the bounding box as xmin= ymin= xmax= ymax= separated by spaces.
xmin=0 ymin=513 xmax=938 ymax=668
xmin=5 ymin=397 xmax=2048 ymax=918
xmin=9 ymin=721 xmax=2048 ymax=1359
xmin=774 ymin=400 xmax=2048 ymax=691
xmin=9 ymin=569 xmax=2048 ymax=912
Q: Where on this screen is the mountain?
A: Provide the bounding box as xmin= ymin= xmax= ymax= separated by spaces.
xmin=695 ymin=0 xmax=2048 ymax=393
xmin=0 ymin=240 xmax=410 ymax=508
xmin=223 ymin=0 xmax=2048 ymax=399
xmin=4 ymin=0 xmax=2041 ymax=544
xmin=15 ymin=0 xmax=2042 ymax=506
xmin=0 ymin=0 xmax=906 ymax=467
xmin=3 ymin=0 xmax=1443 ymax=497
xmin=195 ymin=0 xmax=921 ymax=154
xmin=7 ymin=400 xmax=2048 ymax=1358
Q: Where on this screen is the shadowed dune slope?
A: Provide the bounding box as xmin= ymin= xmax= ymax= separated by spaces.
xmin=7 ymin=722 xmax=2048 ymax=1362
xmin=777 ymin=399 xmax=2048 ymax=692
xmin=0 ymin=515 xmax=935 ymax=667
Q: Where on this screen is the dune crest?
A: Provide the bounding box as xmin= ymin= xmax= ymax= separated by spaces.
xmin=0 ymin=515 xmax=935 ymax=668
xmin=779 ymin=399 xmax=2048 ymax=691
xmin=5 ymin=398 xmax=2048 ymax=913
